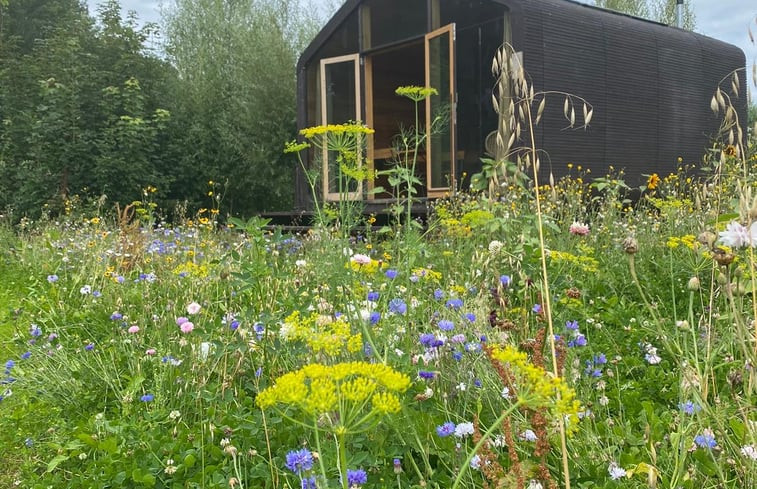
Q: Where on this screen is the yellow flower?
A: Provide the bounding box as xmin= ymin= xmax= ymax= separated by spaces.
xmin=646 ymin=173 xmax=660 ymax=190
xmin=395 ymin=86 xmax=438 ymax=101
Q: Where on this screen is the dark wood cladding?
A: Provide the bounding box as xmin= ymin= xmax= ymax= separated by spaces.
xmin=295 ymin=0 xmax=747 ymax=208
xmin=509 ymin=0 xmax=747 ymax=185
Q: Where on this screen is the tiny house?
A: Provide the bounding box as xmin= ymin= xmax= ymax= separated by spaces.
xmin=294 ymin=0 xmax=747 ymax=209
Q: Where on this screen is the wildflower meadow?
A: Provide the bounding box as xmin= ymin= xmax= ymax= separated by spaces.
xmin=1 ymin=135 xmax=756 ymax=489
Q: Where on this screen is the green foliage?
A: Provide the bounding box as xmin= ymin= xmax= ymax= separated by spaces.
xmin=594 ymin=0 xmax=696 ymax=29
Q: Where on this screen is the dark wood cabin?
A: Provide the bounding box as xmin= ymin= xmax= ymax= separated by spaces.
xmin=294 ymin=0 xmax=747 ymax=210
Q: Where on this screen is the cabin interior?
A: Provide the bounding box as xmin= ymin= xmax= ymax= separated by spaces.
xmin=301 ymin=0 xmax=511 ymax=203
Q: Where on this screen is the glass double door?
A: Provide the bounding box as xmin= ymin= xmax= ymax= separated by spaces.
xmin=319 ymin=23 xmax=456 ymax=201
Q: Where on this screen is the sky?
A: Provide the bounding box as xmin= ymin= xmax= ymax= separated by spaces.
xmin=87 ymin=0 xmax=755 ymax=97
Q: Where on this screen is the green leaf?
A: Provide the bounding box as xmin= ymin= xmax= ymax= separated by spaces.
xmin=46 ymin=454 xmax=68 ymax=473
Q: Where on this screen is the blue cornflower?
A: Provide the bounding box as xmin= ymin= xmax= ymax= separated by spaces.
xmin=140 ymin=394 xmax=154 ymax=402
xmin=418 ymin=370 xmax=435 ymax=380
xmin=446 ymin=298 xmax=463 ymax=310
xmin=452 ymin=351 xmax=463 ymax=361
xmin=254 ymin=323 xmax=265 ymax=338
xmin=255 ymin=367 xmax=263 ymax=378
xmin=434 ymin=289 xmax=444 ymax=300
xmin=388 ymin=298 xmax=407 ymax=315
xmin=499 ymin=275 xmax=511 ymax=287
xmin=593 ymin=353 xmax=607 ymax=364
xmin=84 ymin=343 xmax=95 ymax=351
xmin=385 ymin=269 xmax=398 ymax=279
xmin=679 ymin=400 xmax=702 ymax=415
xmin=363 ymin=343 xmax=372 ymax=357
xmin=285 ymin=448 xmax=314 ymax=474
xmin=346 ymin=469 xmax=367 ymax=486
xmin=419 ymin=333 xmax=437 ymax=347
xmin=367 ymin=291 xmax=380 ymax=302
xmin=474 ymin=379 xmax=482 ymax=388
xmin=436 ymin=422 xmax=456 ymax=437
xmin=369 ymin=311 xmax=381 ymax=325
xmin=566 ymin=320 xmax=579 ymax=330
xmin=438 ymin=320 xmax=454 ymax=331
xmin=301 ymin=476 xmax=317 ymax=489
xmin=694 ymin=432 xmax=717 ymax=449
xmin=230 ymin=320 xmax=240 ymax=331
xmin=21 ymin=352 xmax=31 ymax=360
xmin=25 ymin=438 xmax=33 ymax=448
xmin=47 ymin=275 xmax=58 ymax=283
xmin=479 ymin=335 xmax=487 ymax=343
xmin=29 ymin=325 xmax=41 ymax=337
xmin=532 ymin=304 xmax=542 ymax=314
xmin=93 ymin=291 xmax=102 ymax=298
xmin=568 ymin=334 xmax=587 ymax=347
xmin=110 ymin=312 xmax=123 ymax=321
xmin=464 ymin=313 xmax=476 ymax=322
xmin=4 ymin=360 xmax=14 ymax=371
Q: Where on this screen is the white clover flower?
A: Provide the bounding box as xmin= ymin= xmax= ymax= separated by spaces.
xmin=501 ymin=387 xmax=512 ymax=399
xmin=608 ymin=462 xmax=627 ymax=480
xmin=186 ymin=301 xmax=202 ymax=315
xmin=295 ymin=259 xmax=307 ymax=267
xmin=519 ymin=429 xmax=537 ymax=442
xmin=741 ymin=444 xmax=757 ymax=460
xmin=569 ymin=221 xmax=590 ymax=236
xmin=527 ymin=480 xmax=543 ymax=489
xmin=488 ymin=240 xmax=504 ymax=254
xmin=454 ymin=422 xmax=475 ymax=438
xmin=456 ymin=382 xmax=467 ymax=392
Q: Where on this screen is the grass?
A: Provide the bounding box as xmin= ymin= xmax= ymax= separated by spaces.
xmin=0 ymin=148 xmax=755 ymax=488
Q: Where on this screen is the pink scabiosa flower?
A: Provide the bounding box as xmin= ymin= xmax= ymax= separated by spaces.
xmin=145 ymin=348 xmax=156 ymax=356
xmin=569 ymin=221 xmax=590 ymax=236
xmin=350 ymin=253 xmax=372 ymax=265
xmin=186 ymin=302 xmax=202 ymax=315
xmin=718 ymin=221 xmax=757 ymax=248
xmin=180 ymin=321 xmax=194 ymax=334
xmin=127 ymin=325 xmax=140 ymax=334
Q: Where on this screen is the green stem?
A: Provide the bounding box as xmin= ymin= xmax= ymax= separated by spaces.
xmin=450 ymin=401 xmax=523 ymax=489
xmin=338 ymin=431 xmax=349 ymax=489
xmin=312 ymin=420 xmax=329 ymax=487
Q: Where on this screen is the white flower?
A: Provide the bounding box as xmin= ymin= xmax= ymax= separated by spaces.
xmin=741 ymin=444 xmax=757 ymax=460
xmin=295 ymin=259 xmax=307 ymax=267
xmin=488 ymin=240 xmax=504 ymax=254
xmin=642 ymin=343 xmax=662 ymax=365
xmin=569 ymin=221 xmax=590 ymax=236
xmin=456 ymin=382 xmax=467 ymax=392
xmin=501 ymin=387 xmax=512 ymax=399
xmin=519 ymin=429 xmax=537 ymax=442
xmin=608 ymin=462 xmax=627 ymax=480
xmin=718 ymin=221 xmax=757 ymax=248
xmin=454 ymin=422 xmax=475 ymax=438
xmin=351 ymin=253 xmax=372 ymax=265
xmin=599 ymin=395 xmax=609 ymax=406
xmin=470 ymin=454 xmax=481 ymax=469
xmin=80 ymin=285 xmax=92 ymax=295
xmin=186 ymin=302 xmax=202 ymax=315
xmin=527 ymin=480 xmax=543 ymax=489
xmin=168 ymin=410 xmax=181 ymax=420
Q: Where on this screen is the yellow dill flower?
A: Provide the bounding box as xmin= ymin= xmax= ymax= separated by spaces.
xmin=300 ymin=123 xmax=374 ymax=139
xmin=395 ymin=85 xmax=438 ymax=101
xmin=490 ymin=345 xmax=581 ymax=424
xmin=340 ymin=377 xmax=377 ymax=402
xmin=371 ymin=392 xmax=401 ymax=414
xmin=284 ymin=140 xmax=311 ymax=153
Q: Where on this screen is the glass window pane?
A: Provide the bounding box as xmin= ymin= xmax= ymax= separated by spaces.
xmin=427 ymin=29 xmax=453 ymax=190
xmin=363 ymin=0 xmax=426 ymax=50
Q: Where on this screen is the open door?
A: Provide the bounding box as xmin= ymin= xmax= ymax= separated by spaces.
xmin=320 ymin=54 xmax=362 ymax=201
xmin=425 ymin=24 xmax=455 ymax=197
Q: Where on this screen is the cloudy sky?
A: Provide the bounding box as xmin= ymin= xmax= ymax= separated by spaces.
xmin=88 ymin=0 xmax=755 ymax=94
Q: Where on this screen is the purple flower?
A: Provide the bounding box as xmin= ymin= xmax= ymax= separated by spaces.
xmin=694 ymin=432 xmax=717 ymax=449
xmin=532 ymin=304 xmax=542 ymax=314
xmin=436 ymin=422 xmax=456 ymax=437
xmin=594 ymin=353 xmax=607 ymax=365
xmin=230 ymin=320 xmax=240 ymax=331
xmin=419 ymin=333 xmax=437 ymax=347
xmin=568 ymin=334 xmax=587 ymax=347
xmin=393 ymin=458 xmax=402 ymax=473
xmin=452 ymin=351 xmax=463 ymax=361
xmin=367 ymin=291 xmax=380 ymax=302
xmin=499 ymin=275 xmax=511 ymax=286
xmin=93 ymin=291 xmax=102 ymax=298
xmin=301 ymin=476 xmax=317 ymax=489
xmin=84 ymin=343 xmax=95 ymax=351
xmin=438 ymin=320 xmax=454 ymax=331
xmin=418 ymin=370 xmax=435 ymax=380
xmin=110 ymin=312 xmax=123 ymax=321
xmin=369 ymin=311 xmax=381 ymax=324
xmin=566 ymin=320 xmax=579 ymax=330
xmin=434 ymin=289 xmax=444 ymax=300
xmin=679 ymin=400 xmax=702 ymax=415
xmin=47 ymin=275 xmax=58 ymax=283
xmin=176 ymin=316 xmax=189 ymax=326
xmin=254 ymin=323 xmax=265 ymax=338
xmin=474 ymin=379 xmax=482 ymax=388
xmin=21 ymin=351 xmax=31 ymax=360
xmin=446 ymin=298 xmax=463 ymax=310
xmin=385 ymin=269 xmax=398 ymax=279
xmin=285 ymin=448 xmax=314 ymax=474
xmin=388 ymin=298 xmax=407 ymax=315
xmin=464 ymin=313 xmax=476 ymax=322
xmin=4 ymin=360 xmax=14 ymax=371
xmin=346 ymin=469 xmax=367 ymax=486
xmin=140 ymin=394 xmax=154 ymax=402
xmin=29 ymin=325 xmax=41 ymax=337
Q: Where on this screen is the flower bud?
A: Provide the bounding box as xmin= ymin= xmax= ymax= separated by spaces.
xmin=623 ymin=236 xmax=638 ymax=254
xmin=697 ymin=231 xmax=717 ymax=248
xmin=717 ymin=272 xmax=728 ymax=285
xmin=713 ymin=249 xmax=735 ymax=267
xmin=687 ymin=277 xmax=700 ymax=291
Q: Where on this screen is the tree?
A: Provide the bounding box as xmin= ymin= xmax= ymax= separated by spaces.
xmin=162 ymin=0 xmax=324 ymax=214
xmin=594 ymin=0 xmax=695 ymax=30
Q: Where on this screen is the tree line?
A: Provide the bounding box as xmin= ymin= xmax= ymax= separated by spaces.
xmin=0 ymin=0 xmax=326 ymax=219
